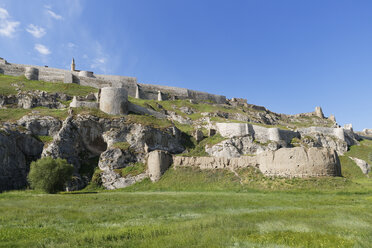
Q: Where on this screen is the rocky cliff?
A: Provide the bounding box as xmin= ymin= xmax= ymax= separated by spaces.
xmin=0 ymin=73 xmax=368 ymax=192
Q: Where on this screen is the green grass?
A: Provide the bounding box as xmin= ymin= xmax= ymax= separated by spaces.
xmin=115 ymin=162 xmax=146 ymax=178
xmin=0 ymin=107 xmax=69 ymax=123
xmin=36 ymin=135 xmax=53 ymax=144
xmin=1 ymin=185 xmax=372 ymax=247
xmin=0 ymin=74 xmax=98 ymax=96
xmin=112 ymin=142 xmax=131 ymax=151
xmin=179 ymin=134 xmax=226 ymax=157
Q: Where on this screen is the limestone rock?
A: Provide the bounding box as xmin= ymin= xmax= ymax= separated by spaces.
xmin=16 ymin=91 xmax=66 ymax=109
xmin=349 ymin=157 xmax=371 ymax=175
xmin=329 ymin=114 xmax=336 ymax=122
xmin=17 ymin=115 xmax=61 ymax=136
xmin=98 ymin=148 xmax=136 ymax=171
xmin=205 ymin=136 xmax=272 ymax=158
xmin=100 ymin=170 xmax=147 ymax=190
xmin=0 ymin=129 xmax=43 ymax=192
xmin=147 ymin=150 xmax=172 ymax=182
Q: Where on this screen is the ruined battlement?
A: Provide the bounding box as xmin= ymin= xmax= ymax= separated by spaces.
xmin=0 ymin=58 xmax=226 ymax=104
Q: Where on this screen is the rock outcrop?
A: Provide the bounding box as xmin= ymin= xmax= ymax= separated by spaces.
xmin=0 ymin=129 xmax=44 ymax=192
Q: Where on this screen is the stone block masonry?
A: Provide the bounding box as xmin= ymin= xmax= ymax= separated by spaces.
xmin=0 ymin=58 xmax=226 ymax=104
xmin=173 ymin=147 xmax=341 ymax=178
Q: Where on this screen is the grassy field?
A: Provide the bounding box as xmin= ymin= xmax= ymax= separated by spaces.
xmin=1 ymin=185 xmax=372 ymax=247
xmin=1 ymin=142 xmax=372 ymax=247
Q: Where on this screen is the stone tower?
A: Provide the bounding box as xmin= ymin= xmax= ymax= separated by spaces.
xmin=71 ymin=58 xmax=75 ymax=71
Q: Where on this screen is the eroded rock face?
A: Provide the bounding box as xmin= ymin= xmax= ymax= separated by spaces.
xmin=98 ymin=148 xmax=136 ymax=171
xmin=205 ymin=136 xmax=278 ymax=158
xmin=42 ymin=114 xmax=184 ymax=190
xmin=100 ymin=170 xmax=147 ymax=190
xmin=0 ymin=129 xmax=43 ymax=192
xmin=17 ymin=115 xmax=61 ymax=136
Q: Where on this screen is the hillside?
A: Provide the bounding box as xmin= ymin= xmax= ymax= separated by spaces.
xmin=1 ymin=72 xmax=372 ymax=248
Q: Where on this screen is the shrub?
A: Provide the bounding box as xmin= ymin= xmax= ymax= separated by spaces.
xmin=28 ymin=157 xmax=74 ymax=193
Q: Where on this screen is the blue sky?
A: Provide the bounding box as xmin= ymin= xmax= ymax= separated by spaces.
xmin=0 ymin=0 xmax=371 ymax=130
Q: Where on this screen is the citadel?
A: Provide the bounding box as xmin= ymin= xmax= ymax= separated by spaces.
xmin=0 ymin=57 xmax=371 ymax=191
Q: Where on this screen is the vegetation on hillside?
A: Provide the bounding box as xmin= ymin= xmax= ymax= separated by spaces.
xmin=27 ymin=157 xmax=74 ymax=194
xmin=0 ymin=74 xmax=98 ymax=96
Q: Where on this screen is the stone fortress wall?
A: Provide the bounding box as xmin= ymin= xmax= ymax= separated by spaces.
xmin=173 ymin=147 xmax=341 ymax=178
xmin=0 ymin=57 xmax=226 ymax=104
xmin=215 ymin=122 xmax=358 ymax=148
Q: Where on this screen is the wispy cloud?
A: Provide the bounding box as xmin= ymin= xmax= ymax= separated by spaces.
xmin=34 ymin=44 xmax=51 ymax=55
xmin=89 ymin=42 xmax=110 ymax=73
xmin=67 ymin=42 xmax=76 ymax=48
xmin=26 ymin=24 xmax=46 ymax=38
xmin=0 ymin=7 xmax=20 ymax=37
xmin=46 ymin=9 xmax=63 ymax=20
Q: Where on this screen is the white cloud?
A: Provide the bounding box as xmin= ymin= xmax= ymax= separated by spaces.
xmin=26 ymin=24 xmax=46 ymax=38
xmin=34 ymin=44 xmax=51 ymax=55
xmin=46 ymin=9 xmax=62 ymax=20
xmin=67 ymin=42 xmax=76 ymax=48
xmin=0 ymin=7 xmax=9 ymax=19
xmin=0 ymin=7 xmax=20 ymax=37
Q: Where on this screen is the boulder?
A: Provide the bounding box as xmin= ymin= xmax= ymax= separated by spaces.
xmin=147 ymin=150 xmax=172 ymax=182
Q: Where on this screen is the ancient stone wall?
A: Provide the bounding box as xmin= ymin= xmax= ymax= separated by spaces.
xmin=216 ymin=123 xmax=300 ymax=145
xmin=173 ymin=147 xmax=341 ymax=178
xmin=0 ymin=60 xmax=226 ymax=103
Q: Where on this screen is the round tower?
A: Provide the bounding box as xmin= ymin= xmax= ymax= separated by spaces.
xmin=71 ymin=58 xmax=75 ymax=71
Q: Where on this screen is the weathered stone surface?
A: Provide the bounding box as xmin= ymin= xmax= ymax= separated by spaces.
xmin=16 ymin=91 xmax=66 ymax=109
xmin=99 ymin=87 xmax=128 ymax=115
xmin=100 ymin=170 xmax=147 ymax=190
xmin=315 ymin=106 xmax=324 ymax=118
xmin=175 ymin=147 xmax=341 ymax=178
xmin=64 ymin=72 xmax=74 ymax=84
xmin=349 ymin=157 xmax=371 ymax=175
xmin=0 ymin=129 xmax=43 ymax=192
xmin=216 ymin=122 xmax=299 ymax=146
xmin=257 ymin=147 xmax=341 ymax=177
xmin=24 ymin=67 xmax=39 ymax=80
xmin=17 ymin=115 xmax=61 ymax=136
xmin=147 ymin=150 xmax=172 ymax=182
xmin=70 ymin=96 xmax=99 ymax=109
xmin=193 ymin=129 xmax=204 ymax=142
xmin=329 ymin=114 xmax=336 ymax=122
xmin=205 ymin=136 xmax=276 ymax=158
xmin=98 ymin=148 xmax=136 ymax=171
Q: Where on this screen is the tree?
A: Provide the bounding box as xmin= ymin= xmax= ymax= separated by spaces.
xmin=28 ymin=157 xmax=74 ymax=194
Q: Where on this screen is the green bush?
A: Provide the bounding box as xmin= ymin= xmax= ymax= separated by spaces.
xmin=28 ymin=157 xmax=74 ymax=194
